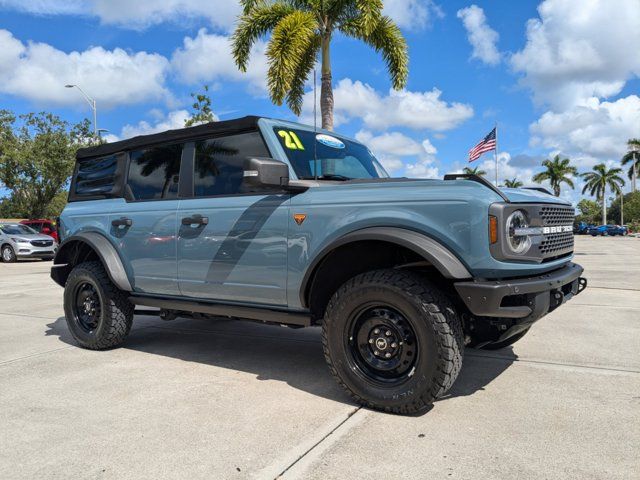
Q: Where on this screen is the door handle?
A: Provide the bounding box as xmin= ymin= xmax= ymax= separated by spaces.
xmin=181 ymin=215 xmax=209 ymax=226
xmin=112 ymin=217 xmax=132 ymax=227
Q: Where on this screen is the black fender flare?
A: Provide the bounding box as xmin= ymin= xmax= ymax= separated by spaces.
xmin=299 ymin=227 xmax=472 ymax=307
xmin=51 ymin=232 xmax=133 ymax=291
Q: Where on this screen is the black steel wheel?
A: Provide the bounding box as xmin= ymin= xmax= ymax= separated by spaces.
xmin=63 ymin=261 xmax=133 ymax=350
xmin=323 ymin=269 xmax=464 ymax=415
xmin=72 ymin=282 xmax=102 ymax=333
xmin=346 ymin=306 xmax=418 ymax=386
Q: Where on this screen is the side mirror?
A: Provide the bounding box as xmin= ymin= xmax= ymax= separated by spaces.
xmin=243 ymin=157 xmax=290 ymax=188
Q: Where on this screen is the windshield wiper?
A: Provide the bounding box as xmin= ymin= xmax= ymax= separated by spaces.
xmin=300 ymin=174 xmax=352 ymax=181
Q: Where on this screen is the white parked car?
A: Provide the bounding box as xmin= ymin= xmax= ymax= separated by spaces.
xmin=0 ymin=223 xmax=58 ymax=262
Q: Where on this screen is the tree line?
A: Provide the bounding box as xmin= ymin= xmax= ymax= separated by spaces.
xmin=0 ymin=111 xmax=99 ymax=219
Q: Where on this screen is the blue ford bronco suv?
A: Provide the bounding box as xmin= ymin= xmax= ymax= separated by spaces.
xmin=52 ymin=116 xmax=586 ymax=414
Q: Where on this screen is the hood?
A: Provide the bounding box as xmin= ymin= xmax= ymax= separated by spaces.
xmin=10 ymin=233 xmax=56 ymax=242
xmin=296 ymin=178 xmax=571 ymax=206
xmin=499 ymin=187 xmax=572 ymax=205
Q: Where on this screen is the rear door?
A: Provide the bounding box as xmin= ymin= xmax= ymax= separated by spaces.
xmin=107 ymin=143 xmax=185 ymax=295
xmin=177 ymin=131 xmax=289 ymax=306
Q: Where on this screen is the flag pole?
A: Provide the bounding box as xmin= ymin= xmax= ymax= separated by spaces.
xmin=494 ymin=122 xmax=498 ymax=186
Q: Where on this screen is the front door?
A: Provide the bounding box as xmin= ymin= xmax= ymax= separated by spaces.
xmin=177 ymin=131 xmax=289 ymax=306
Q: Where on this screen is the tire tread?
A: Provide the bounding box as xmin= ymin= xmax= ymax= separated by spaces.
xmin=65 ymin=261 xmax=133 ymax=350
xmin=322 ymin=269 xmax=464 ymax=414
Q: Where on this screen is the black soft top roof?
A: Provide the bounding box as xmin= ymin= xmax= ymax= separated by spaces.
xmin=76 ymin=115 xmax=262 ymax=159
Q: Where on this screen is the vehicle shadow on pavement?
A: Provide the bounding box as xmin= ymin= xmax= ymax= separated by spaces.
xmin=46 ymin=315 xmax=517 ymax=411
xmin=441 ymin=350 xmax=517 ymax=400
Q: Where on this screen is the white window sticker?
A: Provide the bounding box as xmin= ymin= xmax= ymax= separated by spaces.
xmin=316 ymin=134 xmax=345 ymax=149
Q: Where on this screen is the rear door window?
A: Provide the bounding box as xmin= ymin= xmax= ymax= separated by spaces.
xmin=127 ymin=143 xmax=184 ymax=201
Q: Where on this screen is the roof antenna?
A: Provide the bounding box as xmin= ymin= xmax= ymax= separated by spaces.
xmin=313 ymin=67 xmax=318 ymax=181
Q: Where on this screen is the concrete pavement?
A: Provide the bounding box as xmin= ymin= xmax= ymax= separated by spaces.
xmin=0 ymin=236 xmax=638 ymax=479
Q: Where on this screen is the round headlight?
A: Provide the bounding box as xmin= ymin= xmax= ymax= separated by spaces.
xmin=505 ymin=210 xmax=531 ymax=254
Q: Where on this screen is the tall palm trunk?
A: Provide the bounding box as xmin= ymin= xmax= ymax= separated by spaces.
xmin=320 ymin=33 xmax=334 ymax=131
xmin=601 ymin=191 xmax=607 ymax=225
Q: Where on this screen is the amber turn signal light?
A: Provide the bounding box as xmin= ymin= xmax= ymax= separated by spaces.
xmin=489 ymin=215 xmax=498 ymax=244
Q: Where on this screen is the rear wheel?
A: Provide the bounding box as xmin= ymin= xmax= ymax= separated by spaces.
xmin=63 ymin=261 xmax=133 ymax=350
xmin=322 ymin=269 xmax=464 ymax=414
xmin=1 ymin=245 xmax=16 ymax=263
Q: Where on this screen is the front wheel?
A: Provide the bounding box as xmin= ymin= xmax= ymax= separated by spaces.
xmin=63 ymin=261 xmax=134 ymax=350
xmin=2 ymin=245 xmax=17 ymax=263
xmin=322 ymin=269 xmax=464 ymax=414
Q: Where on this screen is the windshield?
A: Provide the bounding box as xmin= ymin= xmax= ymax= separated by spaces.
xmin=273 ymin=127 xmax=388 ymax=180
xmin=0 ymin=224 xmax=37 ymax=235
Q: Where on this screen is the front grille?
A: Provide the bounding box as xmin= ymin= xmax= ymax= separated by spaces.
xmin=30 ymin=240 xmax=53 ymax=247
xmin=540 ymin=206 xmax=575 ymax=226
xmin=539 ymin=231 xmax=574 ymax=257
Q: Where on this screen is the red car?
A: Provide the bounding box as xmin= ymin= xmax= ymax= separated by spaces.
xmin=20 ymin=219 xmax=59 ymax=243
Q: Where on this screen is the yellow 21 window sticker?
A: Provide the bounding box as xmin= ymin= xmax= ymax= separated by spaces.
xmin=278 ymin=130 xmax=305 ymax=150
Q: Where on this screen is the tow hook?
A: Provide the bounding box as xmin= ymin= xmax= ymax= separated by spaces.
xmin=550 ymin=289 xmax=564 ymax=310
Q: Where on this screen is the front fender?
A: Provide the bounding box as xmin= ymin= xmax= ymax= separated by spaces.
xmin=299 ymin=226 xmax=472 ymax=307
xmin=51 ymin=231 xmax=132 ymax=291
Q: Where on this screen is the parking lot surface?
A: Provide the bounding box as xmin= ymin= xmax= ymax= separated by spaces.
xmin=1 ymin=236 xmax=638 ymax=479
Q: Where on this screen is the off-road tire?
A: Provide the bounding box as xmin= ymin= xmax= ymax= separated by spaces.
xmin=322 ymin=269 xmax=464 ymax=414
xmin=1 ymin=244 xmax=17 ymax=263
xmin=63 ymin=261 xmax=133 ymax=350
xmin=481 ymin=327 xmax=530 ymax=350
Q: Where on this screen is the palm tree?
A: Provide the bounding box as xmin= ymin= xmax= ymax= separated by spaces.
xmin=532 ymin=154 xmax=577 ymax=197
xmin=581 ymin=163 xmax=625 ymax=225
xmin=463 ymin=166 xmax=486 ymax=176
xmin=232 ymin=0 xmax=408 ymax=131
xmin=621 ymin=138 xmax=640 ymax=192
xmin=503 ymin=178 xmax=523 ymax=188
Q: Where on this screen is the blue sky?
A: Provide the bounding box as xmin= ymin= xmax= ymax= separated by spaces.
xmin=1 ymin=0 xmax=639 ymax=205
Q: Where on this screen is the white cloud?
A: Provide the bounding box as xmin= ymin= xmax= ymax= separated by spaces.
xmin=302 ymin=79 xmax=473 ymax=131
xmin=118 ymin=109 xmax=193 ymax=139
xmin=0 ymin=0 xmax=86 ymax=15
xmin=456 ymin=5 xmax=500 ymax=66
xmin=0 ymin=0 xmax=241 ymax=31
xmin=476 ymin=152 xmax=535 ymax=186
xmin=383 ymin=0 xmax=444 ymax=31
xmin=0 ymin=28 xmax=271 ymax=107
xmin=529 ymin=95 xmax=640 ymax=168
xmin=171 ymin=29 xmax=268 ymax=93
xmin=0 ymin=29 xmax=169 ymax=107
xmin=355 ymin=130 xmax=440 ymax=178
xmin=1 ymin=0 xmax=447 ymax=32
xmin=511 ymin=0 xmax=640 ymax=109
xmin=406 ymin=137 xmax=440 ymax=178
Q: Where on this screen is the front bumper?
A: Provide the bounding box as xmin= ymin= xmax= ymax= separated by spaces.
xmin=455 ymin=262 xmax=586 ymax=321
xmin=15 ymin=244 xmax=57 ymax=258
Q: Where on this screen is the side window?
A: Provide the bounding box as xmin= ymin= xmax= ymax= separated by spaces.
xmin=194 ymin=131 xmax=270 ymax=197
xmin=127 ymin=143 xmax=184 ymax=201
xmin=74 ymin=155 xmax=118 ymax=196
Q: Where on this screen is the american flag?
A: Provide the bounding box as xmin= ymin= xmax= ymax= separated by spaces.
xmin=468 ymin=128 xmax=496 ymax=162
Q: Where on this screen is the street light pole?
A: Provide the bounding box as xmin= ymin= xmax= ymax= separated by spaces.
xmin=65 ymin=84 xmax=97 ymax=136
